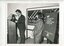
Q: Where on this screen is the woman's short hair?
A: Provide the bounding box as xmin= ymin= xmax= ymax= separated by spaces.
xmin=37 ymin=12 xmax=42 ymax=19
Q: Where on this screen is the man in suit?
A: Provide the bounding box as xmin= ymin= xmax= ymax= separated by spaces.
xmin=15 ymin=9 xmax=25 ymax=43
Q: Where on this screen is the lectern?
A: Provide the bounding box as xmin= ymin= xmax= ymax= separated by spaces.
xmin=7 ymin=20 xmax=17 ymax=43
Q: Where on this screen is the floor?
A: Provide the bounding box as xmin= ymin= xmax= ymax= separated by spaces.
xmin=25 ymin=37 xmax=47 ymax=44
xmin=25 ymin=38 xmax=34 ymax=44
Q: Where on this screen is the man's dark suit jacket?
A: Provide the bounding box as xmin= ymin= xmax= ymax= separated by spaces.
xmin=17 ymin=15 xmax=25 ymax=33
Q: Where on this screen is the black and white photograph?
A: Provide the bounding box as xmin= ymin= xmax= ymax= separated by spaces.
xmin=7 ymin=3 xmax=59 ymax=44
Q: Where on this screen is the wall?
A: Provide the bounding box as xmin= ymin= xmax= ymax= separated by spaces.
xmin=8 ymin=3 xmax=59 ymax=17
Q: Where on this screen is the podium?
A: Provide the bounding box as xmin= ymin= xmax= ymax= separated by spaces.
xmin=7 ymin=20 xmax=17 ymax=43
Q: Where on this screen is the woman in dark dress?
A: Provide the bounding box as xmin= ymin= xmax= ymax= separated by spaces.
xmin=33 ymin=12 xmax=44 ymax=43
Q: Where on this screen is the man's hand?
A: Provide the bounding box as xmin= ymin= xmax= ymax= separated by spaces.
xmin=15 ymin=20 xmax=18 ymax=23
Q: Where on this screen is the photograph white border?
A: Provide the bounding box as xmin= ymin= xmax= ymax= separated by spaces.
xmin=0 ymin=1 xmax=64 ymax=46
